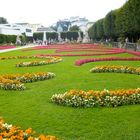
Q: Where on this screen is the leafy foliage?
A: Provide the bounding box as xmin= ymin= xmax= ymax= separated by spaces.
xmin=0 ymin=34 xmax=16 ymax=44
xmin=88 ymin=0 xmax=140 ymax=42
xmin=0 ymin=17 xmax=8 ymax=24
xmin=69 ymin=25 xmax=80 ymax=32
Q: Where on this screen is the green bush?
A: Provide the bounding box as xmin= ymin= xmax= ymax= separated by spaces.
xmin=0 ymin=34 xmax=16 ymax=44
xmin=88 ymin=0 xmax=140 ymax=42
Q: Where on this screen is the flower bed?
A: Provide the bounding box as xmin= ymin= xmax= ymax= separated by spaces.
xmin=75 ymin=57 xmax=140 ymax=66
xmin=55 ymin=49 xmax=123 ymax=53
xmin=0 ymin=72 xmax=55 ymax=90
xmin=90 ymin=65 xmax=140 ymax=74
xmin=0 ymin=55 xmax=62 ymax=60
xmin=126 ymin=50 xmax=140 ymax=57
xmin=22 ymin=44 xmax=99 ymax=51
xmin=38 ymin=50 xmax=125 ymax=57
xmin=52 ymin=88 xmax=140 ymax=107
xmin=0 ymin=55 xmax=62 ymax=67
xmin=16 ymin=57 xmax=62 ymax=67
xmin=0 ymin=55 xmax=42 ymax=60
xmin=55 ymin=47 xmax=124 ymax=53
xmin=0 ymin=46 xmax=16 ymax=50
xmin=0 ymin=118 xmax=58 ymax=140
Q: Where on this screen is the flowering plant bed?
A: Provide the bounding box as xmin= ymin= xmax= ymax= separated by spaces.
xmin=38 ymin=50 xmax=125 ymax=57
xmin=0 ymin=118 xmax=58 ymax=140
xmin=0 ymin=55 xmax=62 ymax=67
xmin=22 ymin=44 xmax=99 ymax=51
xmin=0 ymin=55 xmax=44 ymax=60
xmin=0 ymin=72 xmax=55 ymax=90
xmin=90 ymin=65 xmax=140 ymax=74
xmin=16 ymin=57 xmax=62 ymax=67
xmin=0 ymin=55 xmax=62 ymax=60
xmin=0 ymin=46 xmax=16 ymax=50
xmin=52 ymin=88 xmax=140 ymax=107
xmin=55 ymin=49 xmax=122 ymax=53
xmin=126 ymin=50 xmax=140 ymax=57
xmin=75 ymin=57 xmax=140 ymax=66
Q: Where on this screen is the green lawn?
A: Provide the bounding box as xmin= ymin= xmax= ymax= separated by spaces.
xmin=0 ymin=48 xmax=140 ymax=140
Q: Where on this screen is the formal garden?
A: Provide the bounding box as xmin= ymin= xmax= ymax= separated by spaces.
xmin=0 ymin=0 xmax=140 ymax=139
xmin=0 ymin=43 xmax=140 ymax=140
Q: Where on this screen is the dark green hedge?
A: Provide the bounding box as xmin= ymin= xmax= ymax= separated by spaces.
xmin=0 ymin=34 xmax=16 ymax=44
xmin=33 ymin=33 xmax=43 ymax=40
xmin=60 ymin=31 xmax=82 ymax=40
xmin=33 ymin=31 xmax=82 ymax=41
xmin=88 ymin=0 xmax=140 ymax=42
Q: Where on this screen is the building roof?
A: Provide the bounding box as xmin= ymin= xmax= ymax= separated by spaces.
xmin=36 ymin=27 xmax=55 ymax=32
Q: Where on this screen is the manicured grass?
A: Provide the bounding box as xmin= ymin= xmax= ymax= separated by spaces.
xmin=0 ymin=47 xmax=140 ymax=140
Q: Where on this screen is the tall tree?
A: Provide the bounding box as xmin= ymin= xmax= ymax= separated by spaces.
xmin=0 ymin=17 xmax=8 ymax=24
xmin=103 ymin=10 xmax=116 ymax=39
xmin=96 ymin=19 xmax=104 ymax=39
xmin=69 ymin=25 xmax=80 ymax=32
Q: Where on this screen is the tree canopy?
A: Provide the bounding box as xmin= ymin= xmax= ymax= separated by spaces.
xmin=0 ymin=17 xmax=8 ymax=24
xmin=88 ymin=0 xmax=140 ymax=42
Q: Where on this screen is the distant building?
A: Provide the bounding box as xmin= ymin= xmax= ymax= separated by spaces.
xmin=57 ymin=24 xmax=63 ymax=33
xmin=69 ymin=17 xmax=89 ymax=34
xmin=16 ymin=23 xmax=44 ymax=33
xmin=0 ymin=23 xmax=33 ymax=37
xmin=56 ymin=20 xmax=71 ymax=32
xmin=36 ymin=27 xmax=56 ymax=33
xmin=28 ymin=24 xmax=43 ymax=32
xmin=51 ymin=16 xmax=90 ymax=34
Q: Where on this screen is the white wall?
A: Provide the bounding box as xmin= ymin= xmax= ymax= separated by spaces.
xmin=0 ymin=27 xmax=21 ymax=35
xmin=0 ymin=24 xmax=33 ymax=37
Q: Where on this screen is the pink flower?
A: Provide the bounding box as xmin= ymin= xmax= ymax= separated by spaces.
xmin=0 ymin=46 xmax=16 ymax=50
xmin=75 ymin=57 xmax=140 ymax=66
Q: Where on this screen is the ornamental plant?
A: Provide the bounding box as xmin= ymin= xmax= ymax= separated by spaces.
xmin=0 ymin=55 xmax=62 ymax=67
xmin=0 ymin=72 xmax=55 ymax=90
xmin=38 ymin=50 xmax=124 ymax=57
xmin=0 ymin=118 xmax=58 ymax=140
xmin=75 ymin=57 xmax=140 ymax=66
xmin=16 ymin=57 xmax=62 ymax=67
xmin=90 ymin=65 xmax=140 ymax=75
xmin=52 ymin=88 xmax=140 ymax=107
xmin=0 ymin=46 xmax=16 ymax=50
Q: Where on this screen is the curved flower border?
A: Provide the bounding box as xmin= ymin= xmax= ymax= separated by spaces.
xmin=0 ymin=55 xmax=62 ymax=67
xmin=0 ymin=46 xmax=16 ymax=50
xmin=90 ymin=65 xmax=140 ymax=75
xmin=75 ymin=57 xmax=140 ymax=66
xmin=16 ymin=57 xmax=62 ymax=67
xmin=0 ymin=72 xmax=55 ymax=90
xmin=52 ymin=88 xmax=140 ymax=107
xmin=0 ymin=118 xmax=58 ymax=140
xmin=37 ymin=50 xmax=125 ymax=57
xmin=52 ymin=65 xmax=140 ymax=107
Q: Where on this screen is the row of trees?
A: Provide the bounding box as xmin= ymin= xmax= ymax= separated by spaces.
xmin=0 ymin=34 xmax=32 ymax=45
xmin=33 ymin=31 xmax=83 ymax=41
xmin=33 ymin=32 xmax=58 ymax=40
xmin=88 ymin=0 xmax=140 ymax=42
xmin=0 ymin=34 xmax=16 ymax=44
xmin=61 ymin=31 xmax=83 ymax=40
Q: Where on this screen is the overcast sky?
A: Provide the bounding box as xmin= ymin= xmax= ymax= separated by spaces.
xmin=0 ymin=0 xmax=126 ymax=26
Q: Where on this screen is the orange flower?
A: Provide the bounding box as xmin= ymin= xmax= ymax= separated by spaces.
xmin=25 ymin=128 xmax=32 ymax=134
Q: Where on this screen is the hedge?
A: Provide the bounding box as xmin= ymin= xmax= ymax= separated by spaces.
xmin=0 ymin=34 xmax=16 ymax=44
